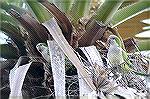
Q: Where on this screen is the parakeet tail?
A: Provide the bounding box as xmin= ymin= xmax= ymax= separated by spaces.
xmin=133 ymin=71 xmax=150 ymax=77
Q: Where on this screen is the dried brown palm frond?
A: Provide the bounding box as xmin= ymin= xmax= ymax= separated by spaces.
xmin=78 ymin=20 xmax=108 ymax=47
xmin=38 ymin=0 xmax=73 ymax=44
xmin=9 ymin=9 xmax=49 ymax=45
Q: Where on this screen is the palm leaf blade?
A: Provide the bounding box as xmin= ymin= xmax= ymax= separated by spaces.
xmin=92 ymin=0 xmax=124 ymax=24
xmin=39 ymin=0 xmax=72 ymax=44
xmin=0 ymin=1 xmax=26 ymax=14
xmin=53 ymin=0 xmax=72 ymax=13
xmin=0 ymin=12 xmax=20 ymax=26
xmin=70 ymin=0 xmax=91 ymax=24
xmin=0 ymin=22 xmax=27 ymax=56
xmin=111 ymin=0 xmax=150 ymax=27
xmin=26 ymin=0 xmax=52 ymax=23
xmin=0 ymin=44 xmax=19 ymax=59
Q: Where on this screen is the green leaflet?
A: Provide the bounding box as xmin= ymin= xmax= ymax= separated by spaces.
xmin=111 ymin=0 xmax=150 ymax=27
xmin=0 ymin=1 xmax=26 ymax=14
xmin=26 ymin=0 xmax=52 ymax=23
xmin=0 ymin=12 xmax=20 ymax=26
xmin=53 ymin=0 xmax=73 ymax=13
xmin=0 ymin=44 xmax=19 ymax=59
xmin=0 ymin=21 xmax=27 ymax=56
xmin=92 ymin=0 xmax=124 ymax=24
xmin=137 ymin=39 xmax=150 ymax=51
xmin=70 ymin=0 xmax=91 ymax=24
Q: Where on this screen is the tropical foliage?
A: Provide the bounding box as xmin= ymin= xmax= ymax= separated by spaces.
xmin=0 ymin=0 xmax=150 ymax=98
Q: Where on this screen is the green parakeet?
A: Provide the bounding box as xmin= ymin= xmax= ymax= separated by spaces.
xmin=36 ymin=43 xmax=50 ymax=62
xmin=107 ymin=35 xmax=149 ymax=76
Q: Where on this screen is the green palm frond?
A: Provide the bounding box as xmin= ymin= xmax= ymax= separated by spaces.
xmin=137 ymin=39 xmax=150 ymax=51
xmin=26 ymin=0 xmax=52 ymax=23
xmin=1 ymin=0 xmax=24 ymax=7
xmin=91 ymin=0 xmax=124 ymax=24
xmin=0 ymin=12 xmax=20 ymax=26
xmin=0 ymin=44 xmax=19 ymax=59
xmin=0 ymin=21 xmax=27 ymax=56
xmin=111 ymin=0 xmax=150 ymax=27
xmin=0 ymin=1 xmax=26 ymax=14
xmin=53 ymin=0 xmax=73 ymax=13
xmin=70 ymin=0 xmax=91 ymax=24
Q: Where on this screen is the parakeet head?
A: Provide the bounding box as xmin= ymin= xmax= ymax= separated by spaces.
xmin=107 ymin=35 xmax=119 ymax=46
xmin=36 ymin=43 xmax=48 ymax=52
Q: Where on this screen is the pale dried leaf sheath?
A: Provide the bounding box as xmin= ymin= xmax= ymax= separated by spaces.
xmin=78 ymin=72 xmax=93 ymax=96
xmin=43 ymin=18 xmax=96 ymax=91
xmin=9 ymin=61 xmax=32 ymax=99
xmin=47 ymin=40 xmax=66 ymax=97
xmin=40 ymin=1 xmax=72 ymax=44
xmin=79 ymin=46 xmax=104 ymax=96
xmin=80 ymin=46 xmax=103 ymax=66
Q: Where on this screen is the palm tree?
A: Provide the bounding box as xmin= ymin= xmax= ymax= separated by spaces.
xmin=0 ymin=0 xmax=150 ymax=98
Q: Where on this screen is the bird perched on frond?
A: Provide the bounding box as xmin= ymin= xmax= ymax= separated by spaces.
xmin=36 ymin=43 xmax=50 ymax=62
xmin=107 ymin=35 xmax=149 ymax=76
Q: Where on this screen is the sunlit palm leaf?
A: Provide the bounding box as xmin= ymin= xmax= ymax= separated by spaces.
xmin=53 ymin=0 xmax=73 ymax=13
xmin=26 ymin=0 xmax=52 ymax=23
xmin=119 ymin=0 xmax=138 ymax=9
xmin=91 ymin=0 xmax=124 ymax=24
xmin=111 ymin=0 xmax=150 ymax=27
xmin=70 ymin=0 xmax=91 ymax=24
